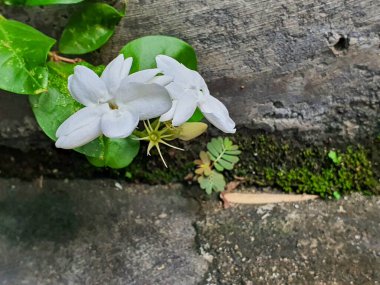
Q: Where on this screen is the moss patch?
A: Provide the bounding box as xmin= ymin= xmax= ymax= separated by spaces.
xmin=0 ymin=132 xmax=378 ymax=198
xmin=232 ymin=134 xmax=379 ymax=198
xmin=122 ymin=132 xmax=378 ymax=198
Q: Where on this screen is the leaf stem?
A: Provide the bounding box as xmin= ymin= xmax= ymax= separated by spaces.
xmin=210 ymin=144 xmax=226 ymax=169
xmin=49 ymin=51 xmax=83 ymax=64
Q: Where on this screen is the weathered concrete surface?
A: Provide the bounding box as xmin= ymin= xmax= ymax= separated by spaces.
xmin=0 ymin=179 xmax=208 ymax=285
xmin=108 ymin=0 xmax=380 ymax=140
xmin=1 ymin=0 xmax=379 ymax=151
xmin=197 ymin=193 xmax=380 ymax=284
xmin=0 ymin=178 xmax=379 ymax=284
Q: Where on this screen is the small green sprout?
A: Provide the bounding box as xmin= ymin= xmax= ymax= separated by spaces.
xmin=328 ymin=150 xmax=342 ymax=165
xmin=194 ymin=137 xmax=241 ymax=194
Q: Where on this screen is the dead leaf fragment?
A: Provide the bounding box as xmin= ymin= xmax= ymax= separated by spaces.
xmin=221 ymin=192 xmax=319 ymax=206
xmin=225 ymin=181 xmax=241 ymax=192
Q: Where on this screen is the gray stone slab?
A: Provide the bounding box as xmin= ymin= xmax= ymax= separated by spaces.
xmin=196 ymin=193 xmax=380 ymax=284
xmin=104 ymin=0 xmax=380 ymax=140
xmin=0 ymin=178 xmax=208 ymax=285
xmin=0 ymin=178 xmax=379 ymax=284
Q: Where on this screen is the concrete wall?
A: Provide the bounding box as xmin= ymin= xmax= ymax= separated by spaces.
xmin=1 ymin=0 xmax=379 ymax=150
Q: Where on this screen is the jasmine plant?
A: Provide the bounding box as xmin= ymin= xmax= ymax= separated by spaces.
xmin=0 ymin=6 xmax=236 ymax=169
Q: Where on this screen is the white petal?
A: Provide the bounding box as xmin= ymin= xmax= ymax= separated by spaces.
xmin=165 ymin=82 xmax=186 ymax=100
xmin=160 ymin=100 xmax=178 ymax=122
xmin=56 ymin=104 xmax=108 ymax=137
xmin=55 ymin=125 xmax=102 ymax=149
xmin=149 ymin=75 xmax=173 ymax=86
xmin=68 ymin=66 xmax=110 ymax=106
xmin=156 ymin=55 xmax=194 ymax=87
xmin=55 ymin=106 xmax=106 ymax=149
xmin=101 ymin=109 xmax=139 ymax=138
xmin=126 ymin=68 xmax=161 ymax=84
xmin=116 ymin=82 xmax=172 ymax=120
xmin=172 ymin=91 xmax=198 ymax=126
xmin=101 ymin=54 xmax=133 ymax=93
xmin=199 ymin=95 xmax=236 ymax=133
xmin=189 ymin=69 xmax=209 ymax=92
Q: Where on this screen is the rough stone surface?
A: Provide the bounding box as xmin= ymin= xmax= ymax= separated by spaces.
xmin=0 ymin=179 xmax=379 ymax=284
xmin=0 ymin=178 xmax=208 ymax=285
xmin=1 ymin=0 xmax=380 ymax=150
xmin=196 ymin=192 xmax=380 ymax=284
xmin=106 ymin=0 xmax=380 ymax=140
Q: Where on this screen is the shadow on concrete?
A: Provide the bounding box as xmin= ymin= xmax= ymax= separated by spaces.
xmin=0 ymin=190 xmax=80 ymax=244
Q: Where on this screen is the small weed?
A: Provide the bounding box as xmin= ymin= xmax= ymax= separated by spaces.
xmin=194 ymin=137 xmax=241 ymax=194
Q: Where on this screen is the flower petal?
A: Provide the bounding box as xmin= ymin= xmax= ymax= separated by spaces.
xmin=116 ymin=82 xmax=172 ymax=120
xmin=165 ymin=82 xmax=186 ymax=100
xmin=156 ymin=55 xmax=194 ymax=87
xmin=172 ymin=91 xmax=198 ymax=126
xmin=126 ymin=68 xmax=161 ymax=84
xmin=199 ymin=95 xmax=236 ymax=133
xmin=101 ymin=54 xmax=133 ymax=94
xmin=68 ymin=66 xmax=110 ymax=106
xmin=149 ymin=75 xmax=173 ymax=86
xmin=56 ymin=104 xmax=108 ymax=137
xmin=55 ymin=105 xmax=107 ymax=149
xmin=160 ymin=100 xmax=177 ymax=122
xmin=156 ymin=55 xmax=209 ymax=91
xmin=101 ymin=109 xmax=139 ymax=138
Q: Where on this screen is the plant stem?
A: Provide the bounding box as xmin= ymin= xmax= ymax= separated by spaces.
xmin=49 ymin=51 xmax=83 ymax=63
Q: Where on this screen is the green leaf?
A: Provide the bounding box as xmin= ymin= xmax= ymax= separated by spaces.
xmin=186 ymin=108 xmax=204 ymax=123
xmin=198 ymin=171 xmax=226 ymax=194
xmin=86 ymin=137 xmax=140 ymax=169
xmin=120 ymin=35 xmax=197 ymax=73
xmin=328 ymin=150 xmax=342 ymax=165
xmin=29 ymin=61 xmax=102 ymax=142
xmin=59 ymin=3 xmax=124 ymax=55
xmin=216 ymin=159 xmax=234 ymax=170
xmin=0 ymin=17 xmax=56 ymax=95
xmin=2 ymin=0 xmax=83 ymax=5
xmin=30 ymin=61 xmax=140 ymax=168
xmin=207 ymin=137 xmax=240 ymax=172
xmin=333 ymin=191 xmax=341 ymax=200
xmin=120 ymin=35 xmax=202 ymax=122
xmin=224 ymin=150 xmax=242 ymax=155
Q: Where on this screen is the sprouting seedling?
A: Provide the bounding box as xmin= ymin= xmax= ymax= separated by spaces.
xmin=194 ymin=137 xmax=241 ymax=194
xmin=194 ymin=151 xmax=212 ymax=176
xmin=328 ymin=150 xmax=342 ymax=165
xmin=136 ymin=120 xmax=184 ymax=167
xmin=198 ymin=170 xmax=226 ymax=194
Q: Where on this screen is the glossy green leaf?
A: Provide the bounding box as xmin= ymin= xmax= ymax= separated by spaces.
xmin=0 ymin=17 xmax=56 ymax=95
xmin=86 ymin=137 xmax=140 ymax=169
xmin=120 ymin=35 xmax=202 ymax=122
xmin=30 ymin=61 xmax=140 ymax=168
xmin=29 ymin=62 xmax=100 ymax=149
xmin=59 ymin=3 xmax=124 ymax=55
xmin=120 ymin=35 xmax=197 ymax=73
xmin=198 ymin=170 xmax=226 ymax=194
xmin=187 ymin=108 xmax=204 ymax=122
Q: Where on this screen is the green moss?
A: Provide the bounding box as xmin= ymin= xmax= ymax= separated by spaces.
xmin=121 ymin=132 xmax=378 ymax=198
xmin=232 ymin=134 xmax=378 ymax=198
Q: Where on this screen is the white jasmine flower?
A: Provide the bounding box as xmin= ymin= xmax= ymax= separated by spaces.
xmin=156 ymin=55 xmax=236 ymax=133
xmin=55 ymin=54 xmax=172 ymax=149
